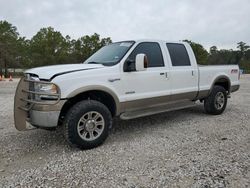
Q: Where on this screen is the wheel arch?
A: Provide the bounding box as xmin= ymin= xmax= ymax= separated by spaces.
xmin=210 ymin=75 xmax=231 ymax=94
xmin=58 ymin=86 xmax=120 ymax=125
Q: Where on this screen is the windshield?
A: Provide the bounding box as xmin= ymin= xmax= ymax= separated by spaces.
xmin=84 ymin=41 xmax=134 ymax=66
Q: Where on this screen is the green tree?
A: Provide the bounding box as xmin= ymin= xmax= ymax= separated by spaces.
xmin=29 ymin=27 xmax=70 ymax=67
xmin=245 ymin=49 xmax=250 ymax=60
xmin=236 ymin=42 xmax=250 ymax=73
xmin=209 ymin=46 xmax=218 ymax=55
xmin=237 ymin=41 xmax=250 ymax=61
xmin=0 ymin=20 xmax=20 ymax=76
xmin=71 ymin=33 xmax=112 ymax=63
xmin=29 ymin=29 xmax=112 ymax=67
xmin=183 ymin=40 xmax=209 ymax=65
xmin=207 ymin=49 xmax=240 ymax=65
xmin=237 ymin=41 xmax=250 ymax=54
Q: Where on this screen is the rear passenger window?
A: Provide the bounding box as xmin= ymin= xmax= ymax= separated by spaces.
xmin=166 ymin=43 xmax=191 ymax=66
xmin=128 ymin=42 xmax=164 ymax=67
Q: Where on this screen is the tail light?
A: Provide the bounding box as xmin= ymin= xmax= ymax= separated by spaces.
xmin=231 ymin=69 xmax=240 ymax=80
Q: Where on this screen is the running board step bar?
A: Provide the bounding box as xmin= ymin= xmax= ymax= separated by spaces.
xmin=120 ymin=100 xmax=196 ymax=120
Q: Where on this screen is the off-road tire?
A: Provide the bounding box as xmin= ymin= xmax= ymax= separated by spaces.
xmin=63 ymin=100 xmax=112 ymax=149
xmin=204 ymin=85 xmax=227 ymax=115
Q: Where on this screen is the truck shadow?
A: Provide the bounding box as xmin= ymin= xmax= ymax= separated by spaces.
xmin=11 ymin=104 xmax=206 ymax=153
xmin=110 ymin=105 xmax=205 ymax=138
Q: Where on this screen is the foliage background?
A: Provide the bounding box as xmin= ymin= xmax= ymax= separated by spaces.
xmin=0 ymin=20 xmax=249 ymax=77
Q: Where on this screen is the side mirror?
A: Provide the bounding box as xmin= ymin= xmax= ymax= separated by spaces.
xmin=135 ymin=54 xmax=148 ymax=71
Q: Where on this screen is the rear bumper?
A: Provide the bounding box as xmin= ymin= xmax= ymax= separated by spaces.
xmin=231 ymin=84 xmax=240 ymax=93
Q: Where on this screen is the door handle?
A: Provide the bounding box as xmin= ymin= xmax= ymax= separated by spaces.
xmin=160 ymin=72 xmax=168 ymax=78
xmin=192 ymin=70 xmax=194 ymax=76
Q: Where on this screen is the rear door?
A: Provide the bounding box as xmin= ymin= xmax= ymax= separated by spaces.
xmin=166 ymin=43 xmax=199 ymax=100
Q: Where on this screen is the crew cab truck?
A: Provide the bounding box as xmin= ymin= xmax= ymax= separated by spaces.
xmin=14 ymin=40 xmax=240 ymax=149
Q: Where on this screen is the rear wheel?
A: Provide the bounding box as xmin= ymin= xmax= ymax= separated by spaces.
xmin=204 ymin=86 xmax=227 ymax=115
xmin=63 ymin=100 xmax=112 ymax=149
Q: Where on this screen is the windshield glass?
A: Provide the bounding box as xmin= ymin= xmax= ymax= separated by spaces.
xmin=84 ymin=41 xmax=134 ymax=66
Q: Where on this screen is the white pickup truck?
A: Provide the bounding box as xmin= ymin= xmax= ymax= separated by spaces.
xmin=14 ymin=40 xmax=240 ymax=149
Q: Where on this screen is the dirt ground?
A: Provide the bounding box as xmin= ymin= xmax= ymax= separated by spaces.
xmin=0 ymin=76 xmax=249 ymax=187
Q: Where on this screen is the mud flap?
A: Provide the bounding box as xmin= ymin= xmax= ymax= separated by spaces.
xmin=14 ymin=78 xmax=34 ymax=130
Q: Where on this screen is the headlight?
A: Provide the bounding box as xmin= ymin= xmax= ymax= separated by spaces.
xmin=36 ymin=83 xmax=58 ymax=94
xmin=34 ymin=83 xmax=59 ymax=100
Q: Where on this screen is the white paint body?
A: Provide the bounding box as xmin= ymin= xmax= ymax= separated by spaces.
xmin=25 ymin=40 xmax=240 ymax=105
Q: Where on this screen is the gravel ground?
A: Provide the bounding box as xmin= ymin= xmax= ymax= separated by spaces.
xmin=0 ymin=76 xmax=249 ymax=188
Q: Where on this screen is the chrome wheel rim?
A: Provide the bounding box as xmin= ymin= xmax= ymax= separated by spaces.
xmin=77 ymin=111 xmax=105 ymax=141
xmin=215 ymin=92 xmax=225 ymax=110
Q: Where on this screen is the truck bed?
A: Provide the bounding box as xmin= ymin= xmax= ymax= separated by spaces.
xmin=198 ymin=64 xmax=240 ymax=93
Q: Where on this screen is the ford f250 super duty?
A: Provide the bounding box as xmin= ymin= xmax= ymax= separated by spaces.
xmin=14 ymin=40 xmax=240 ymax=149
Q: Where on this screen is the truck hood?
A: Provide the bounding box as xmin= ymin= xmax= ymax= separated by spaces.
xmin=25 ymin=64 xmax=104 ymax=80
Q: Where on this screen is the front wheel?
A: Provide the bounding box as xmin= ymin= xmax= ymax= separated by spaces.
xmin=63 ymin=100 xmax=112 ymax=149
xmin=204 ymin=86 xmax=227 ymax=115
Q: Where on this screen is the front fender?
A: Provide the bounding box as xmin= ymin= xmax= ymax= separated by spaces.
xmin=66 ymin=85 xmax=121 ymax=115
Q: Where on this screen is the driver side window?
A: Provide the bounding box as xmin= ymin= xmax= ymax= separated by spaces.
xmin=127 ymin=42 xmax=164 ymax=67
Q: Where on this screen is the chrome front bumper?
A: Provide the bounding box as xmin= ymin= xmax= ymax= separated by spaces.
xmin=29 ymin=110 xmax=61 ymax=128
xmin=14 ymin=77 xmax=65 ymax=130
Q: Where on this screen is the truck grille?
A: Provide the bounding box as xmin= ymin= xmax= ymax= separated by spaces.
xmin=17 ymin=74 xmax=60 ymax=112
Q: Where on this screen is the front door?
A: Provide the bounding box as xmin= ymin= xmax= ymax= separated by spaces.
xmin=120 ymin=42 xmax=171 ymax=111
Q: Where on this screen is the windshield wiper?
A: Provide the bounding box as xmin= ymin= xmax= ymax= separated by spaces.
xmin=86 ymin=61 xmax=116 ymax=66
xmin=87 ymin=61 xmax=103 ymax=64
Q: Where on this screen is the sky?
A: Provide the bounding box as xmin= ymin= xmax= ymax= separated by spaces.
xmin=0 ymin=0 xmax=249 ymax=50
